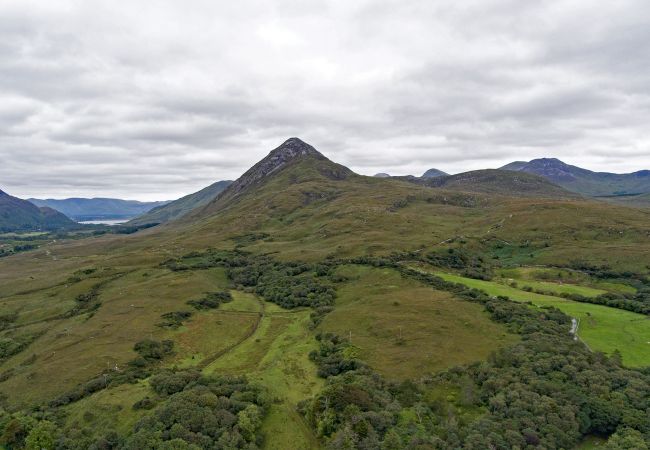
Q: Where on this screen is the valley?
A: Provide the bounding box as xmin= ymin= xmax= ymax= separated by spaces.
xmin=0 ymin=139 xmax=648 ymax=449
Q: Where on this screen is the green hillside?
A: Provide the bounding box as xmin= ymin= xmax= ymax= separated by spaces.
xmin=0 ymin=139 xmax=648 ymax=449
xmin=127 ymin=180 xmax=231 ymax=226
xmin=0 ymin=188 xmax=77 ymax=232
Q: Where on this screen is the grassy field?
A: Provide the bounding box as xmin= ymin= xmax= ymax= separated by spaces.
xmin=0 ymin=267 xmax=258 ymax=408
xmin=61 ymin=381 xmax=151 ymax=436
xmin=420 ymin=268 xmax=650 ymax=367
xmin=497 ymin=267 xmax=636 ymax=296
xmin=204 ymin=302 xmax=323 ymax=450
xmin=318 ymin=265 xmax=517 ymax=379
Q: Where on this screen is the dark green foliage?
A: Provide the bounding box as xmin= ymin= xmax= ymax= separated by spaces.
xmin=157 ymin=311 xmax=192 ymax=329
xmin=132 ymin=397 xmax=156 ymax=410
xmin=65 ymin=277 xmax=121 ymax=317
xmin=112 ymin=223 xmax=159 ymax=234
xmin=426 ymin=248 xmax=493 ymax=280
xmin=187 ymin=291 xmax=233 ymax=310
xmin=309 ymin=333 xmax=362 ymax=378
xmin=170 ymin=250 xmax=337 ymax=310
xmin=134 ymin=339 xmax=174 ymax=360
xmin=0 ymin=313 xmax=17 ymax=331
xmin=150 ymin=370 xmax=202 ymax=396
xmin=232 ymin=232 xmax=270 ymax=246
xmin=123 ymin=371 xmax=266 ymax=449
xmin=556 ymin=291 xmax=650 ymax=315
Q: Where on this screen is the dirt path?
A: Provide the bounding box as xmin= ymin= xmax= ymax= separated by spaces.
xmin=197 ymin=298 xmax=265 ymax=369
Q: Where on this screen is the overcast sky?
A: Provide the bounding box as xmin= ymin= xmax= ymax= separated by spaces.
xmin=2 ymin=0 xmax=650 ymax=200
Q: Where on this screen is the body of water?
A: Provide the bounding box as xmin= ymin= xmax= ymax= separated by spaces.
xmin=78 ymin=219 xmax=130 ymax=225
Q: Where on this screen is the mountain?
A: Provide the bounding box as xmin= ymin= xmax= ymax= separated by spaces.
xmin=421 ymin=168 xmax=448 ymax=178
xmin=419 ymin=169 xmax=578 ymax=198
xmin=127 ymin=180 xmax=232 ymax=226
xmin=28 ymin=198 xmax=169 ymax=221
xmin=374 ymin=173 xmax=391 ymax=178
xmin=501 ymin=158 xmax=650 ymax=201
xmin=0 ymin=188 xmax=77 ymax=232
xmin=188 ymin=138 xmax=352 ymax=221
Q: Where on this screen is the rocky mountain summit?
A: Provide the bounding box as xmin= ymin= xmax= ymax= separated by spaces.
xmin=221 ymin=138 xmax=334 ymax=198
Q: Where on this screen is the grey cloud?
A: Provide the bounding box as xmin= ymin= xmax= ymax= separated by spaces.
xmin=0 ymin=0 xmax=649 ymax=200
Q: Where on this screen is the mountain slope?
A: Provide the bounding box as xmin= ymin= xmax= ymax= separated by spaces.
xmin=0 ymin=188 xmax=77 ymax=232
xmin=28 ymin=198 xmax=169 ymax=221
xmin=127 ymin=180 xmax=232 ymax=226
xmin=501 ymin=158 xmax=650 ymax=199
xmin=419 ymin=169 xmax=579 ymax=198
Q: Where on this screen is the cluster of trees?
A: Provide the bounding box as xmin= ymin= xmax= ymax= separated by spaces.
xmin=187 ymin=291 xmax=233 ymax=310
xmin=0 ymin=244 xmax=37 ymax=258
xmin=554 ymin=290 xmax=650 ymax=315
xmin=167 ymin=250 xmax=338 ymax=310
xmin=425 ymin=248 xmax=492 ymax=280
xmin=157 ymin=311 xmax=192 ymax=329
xmin=309 ymin=333 xmax=362 ymax=378
xmin=301 ymin=260 xmax=650 ymax=449
xmin=0 ymin=370 xmax=267 ymax=449
xmin=121 ymin=371 xmax=267 ymax=449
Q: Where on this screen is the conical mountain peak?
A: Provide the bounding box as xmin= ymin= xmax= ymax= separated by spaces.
xmin=270 ymin=137 xmax=324 ymax=160
xmin=221 ymin=138 xmax=328 ymax=198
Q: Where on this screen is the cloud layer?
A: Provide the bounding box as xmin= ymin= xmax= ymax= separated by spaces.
xmin=1 ymin=0 xmax=649 ymax=200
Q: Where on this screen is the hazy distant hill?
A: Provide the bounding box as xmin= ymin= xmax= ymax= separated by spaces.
xmin=128 ymin=180 xmax=232 ymax=226
xmin=28 ymin=198 xmax=169 ymax=221
xmin=1 ymin=189 xmax=77 ymax=232
xmin=501 ymin=158 xmax=650 ymax=203
xmin=421 ymin=168 xmax=448 ymax=178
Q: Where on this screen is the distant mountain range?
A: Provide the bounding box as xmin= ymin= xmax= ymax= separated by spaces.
xmin=3 ymin=153 xmax=648 ymax=234
xmin=128 ymin=180 xmax=232 ymax=226
xmin=0 ymin=189 xmax=77 ymax=232
xmin=501 ymin=158 xmax=650 ymax=206
xmin=28 ymin=198 xmax=170 ymax=221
